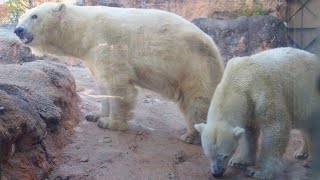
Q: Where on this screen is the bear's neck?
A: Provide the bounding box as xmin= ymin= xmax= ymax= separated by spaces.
xmin=41 ymin=6 xmax=122 ymax=60
xmin=49 ymin=19 xmax=91 ymax=59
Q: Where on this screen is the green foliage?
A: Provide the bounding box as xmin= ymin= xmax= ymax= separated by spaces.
xmin=234 ymin=1 xmax=266 ymax=17
xmin=239 ymin=2 xmax=246 ymax=8
xmin=5 ymin=0 xmax=32 ymax=23
xmin=236 ymin=7 xmax=265 ymax=16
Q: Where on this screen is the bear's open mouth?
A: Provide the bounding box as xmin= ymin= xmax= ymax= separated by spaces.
xmin=19 ymin=36 xmax=33 ymax=44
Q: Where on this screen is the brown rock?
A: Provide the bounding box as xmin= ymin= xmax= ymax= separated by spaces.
xmin=80 ymin=0 xmax=286 ymax=20
xmin=0 ymin=61 xmax=80 ymax=179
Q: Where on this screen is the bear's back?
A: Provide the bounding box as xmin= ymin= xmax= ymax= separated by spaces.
xmin=72 ymin=5 xmax=200 ymax=33
xmin=225 ymin=47 xmax=320 ymax=122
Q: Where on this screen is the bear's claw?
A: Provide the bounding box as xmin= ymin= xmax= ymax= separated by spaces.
xmin=294 ymin=149 xmax=309 ymax=160
xmin=229 ymin=156 xmax=254 ymax=170
xmin=229 ymin=160 xmax=250 ymax=170
xmin=85 ymin=111 xmax=101 ymax=122
xmin=246 ymin=167 xmax=274 ymax=180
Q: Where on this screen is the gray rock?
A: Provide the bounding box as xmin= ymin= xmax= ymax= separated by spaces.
xmin=192 ymin=15 xmax=288 ymax=64
xmin=103 ymin=138 xmax=112 ymax=143
xmin=80 ymin=157 xmax=89 ymax=163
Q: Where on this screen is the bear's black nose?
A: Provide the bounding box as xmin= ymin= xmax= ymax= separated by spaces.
xmin=212 ymin=167 xmax=225 ymax=178
xmin=14 ymin=27 xmax=25 ymax=38
xmin=212 ymin=171 xmax=223 ymax=178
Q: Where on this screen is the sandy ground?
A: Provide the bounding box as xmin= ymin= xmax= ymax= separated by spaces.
xmin=48 ymin=65 xmax=310 ymax=180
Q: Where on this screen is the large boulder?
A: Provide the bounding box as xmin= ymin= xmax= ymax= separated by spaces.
xmin=0 ymin=61 xmax=80 ymax=179
xmin=192 ymin=15 xmax=288 ymax=63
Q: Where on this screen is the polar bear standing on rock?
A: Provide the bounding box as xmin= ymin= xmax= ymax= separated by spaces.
xmin=195 ymin=47 xmax=320 ymax=179
xmin=14 ymin=2 xmax=224 ymax=144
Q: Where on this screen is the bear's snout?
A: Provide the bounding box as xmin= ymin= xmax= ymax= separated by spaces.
xmin=14 ymin=27 xmax=25 ymax=39
xmin=211 ymin=163 xmax=225 ymax=178
xmin=212 ymin=168 xmax=225 ymax=178
xmin=14 ymin=27 xmax=34 ymax=44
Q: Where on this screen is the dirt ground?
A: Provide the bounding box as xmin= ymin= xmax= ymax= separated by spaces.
xmin=48 ymin=65 xmax=310 ymax=180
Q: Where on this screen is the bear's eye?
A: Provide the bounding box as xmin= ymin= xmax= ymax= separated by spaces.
xmin=31 ymin=15 xmax=38 ymax=19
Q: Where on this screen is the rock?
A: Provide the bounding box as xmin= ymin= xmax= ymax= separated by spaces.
xmin=0 ymin=61 xmax=80 ymax=179
xmin=173 ymin=150 xmax=187 ymax=164
xmin=192 ymin=15 xmax=288 ymax=64
xmin=80 ymin=157 xmax=89 ymax=163
xmin=79 ymin=0 xmax=124 ymax=7
xmin=103 ymin=138 xmax=112 ymax=143
xmin=81 ymin=0 xmax=286 ymax=20
xmin=100 ymin=164 xmax=107 ymax=168
xmin=99 ymin=138 xmax=112 ymax=143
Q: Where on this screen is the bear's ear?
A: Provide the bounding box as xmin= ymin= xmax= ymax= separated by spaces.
xmin=194 ymin=123 xmax=206 ymax=134
xmin=232 ymin=127 xmax=245 ymax=139
xmin=53 ymin=3 xmax=66 ymax=12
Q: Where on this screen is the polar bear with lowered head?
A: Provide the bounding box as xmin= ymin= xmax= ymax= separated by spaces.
xmin=195 ymin=47 xmax=320 ymax=179
xmin=14 ymin=2 xmax=224 ymax=144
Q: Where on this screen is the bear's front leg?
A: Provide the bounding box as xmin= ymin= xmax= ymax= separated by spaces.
xmin=97 ymin=83 xmax=137 ymax=131
xmin=246 ymin=122 xmax=290 ymax=180
xmin=86 ymin=100 xmax=110 ymax=122
xmin=229 ymin=127 xmax=259 ymax=169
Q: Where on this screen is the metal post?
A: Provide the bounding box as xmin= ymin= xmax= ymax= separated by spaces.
xmin=0 ymin=142 xmax=2 ymax=180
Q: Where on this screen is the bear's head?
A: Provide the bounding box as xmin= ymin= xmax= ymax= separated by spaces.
xmin=195 ymin=122 xmax=245 ymax=178
xmin=14 ymin=2 xmax=68 ymax=56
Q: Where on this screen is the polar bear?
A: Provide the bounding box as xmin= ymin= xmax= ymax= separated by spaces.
xmin=195 ymin=47 xmax=320 ymax=179
xmin=14 ymin=2 xmax=224 ymax=144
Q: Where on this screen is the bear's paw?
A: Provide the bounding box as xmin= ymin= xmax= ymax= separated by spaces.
xmin=180 ymin=132 xmax=201 ymax=144
xmin=246 ymin=166 xmax=274 ymax=180
xmin=97 ymin=117 xmax=128 ymax=131
xmin=229 ymin=156 xmax=254 ymax=170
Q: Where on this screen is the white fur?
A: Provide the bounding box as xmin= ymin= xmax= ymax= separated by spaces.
xmin=196 ymin=47 xmax=320 ymax=179
xmin=16 ymin=2 xmax=224 ymax=144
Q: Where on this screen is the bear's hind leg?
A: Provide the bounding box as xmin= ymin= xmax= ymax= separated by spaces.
xmin=179 ymin=96 xmax=210 ymax=144
xmin=97 ymin=83 xmax=137 ymax=131
xmin=229 ymin=127 xmax=259 ymax=169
